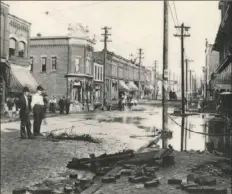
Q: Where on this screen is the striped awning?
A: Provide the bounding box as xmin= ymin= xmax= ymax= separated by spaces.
xmin=127 ymin=81 xmax=138 ymax=92
xmin=10 ymin=64 xmax=38 ymax=93
xmin=119 ymin=80 xmax=129 ymax=92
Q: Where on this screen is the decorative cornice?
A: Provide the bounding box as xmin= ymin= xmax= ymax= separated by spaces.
xmin=30 ymin=44 xmax=68 ymax=48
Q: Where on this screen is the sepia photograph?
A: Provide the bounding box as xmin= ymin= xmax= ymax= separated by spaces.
xmin=0 ymin=0 xmax=231 ymax=194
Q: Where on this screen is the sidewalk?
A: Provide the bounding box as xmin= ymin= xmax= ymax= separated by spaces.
xmin=82 ymin=147 xmax=231 ymax=194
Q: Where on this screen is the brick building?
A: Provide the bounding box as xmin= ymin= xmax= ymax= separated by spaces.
xmin=93 ymin=50 xmax=154 ymax=104
xmin=30 ymin=24 xmax=96 ymax=108
xmin=0 ymin=2 xmax=10 ymax=111
xmin=212 ymin=0 xmax=232 ymax=92
xmin=8 ymin=12 xmax=38 ymax=94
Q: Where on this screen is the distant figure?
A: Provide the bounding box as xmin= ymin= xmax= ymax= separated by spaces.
xmin=6 ymin=97 xmax=14 ymax=120
xmin=59 ymin=96 xmax=65 ymax=114
xmin=31 ymin=86 xmax=45 ymax=136
xmin=65 ymin=96 xmax=71 ymax=114
xmin=18 ymin=87 xmax=34 ymax=139
xmin=49 ymin=96 xmax=56 ymax=113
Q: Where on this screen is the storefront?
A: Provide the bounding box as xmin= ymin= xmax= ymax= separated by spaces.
xmin=126 ymin=81 xmax=138 ymax=97
xmin=118 ymin=80 xmax=129 ymax=98
xmin=93 ymin=81 xmax=103 ymax=105
xmin=111 ymin=79 xmax=118 ymax=102
xmin=144 ymin=84 xmax=154 ymax=99
xmin=9 ymin=64 xmax=38 ymax=95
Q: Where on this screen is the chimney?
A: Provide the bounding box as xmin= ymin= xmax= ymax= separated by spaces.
xmin=37 ymin=33 xmax=41 ymax=37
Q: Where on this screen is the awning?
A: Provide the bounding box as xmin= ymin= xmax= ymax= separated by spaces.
xmin=119 ymin=80 xmax=129 ymax=92
xmin=127 ymin=81 xmax=138 ymax=92
xmin=213 ymin=83 xmax=231 ymax=91
xmin=10 ymin=64 xmax=38 ymax=93
xmin=220 ymin=92 xmax=232 ymax=95
xmin=144 ymin=84 xmax=154 ymax=91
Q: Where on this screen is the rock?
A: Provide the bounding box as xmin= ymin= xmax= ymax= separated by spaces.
xmin=69 ymin=174 xmax=78 ymax=179
xmin=64 ymin=186 xmax=73 ymax=193
xmin=112 ymin=172 xmax=121 ymax=179
xmin=162 ymin=156 xmax=175 ymax=166
xmin=168 ymin=178 xmax=182 ymax=184
xmin=12 ymin=188 xmax=27 ymax=194
xmin=144 ymin=179 xmax=160 ymax=188
xmin=128 ymin=176 xmax=152 ymax=183
xmin=101 ymin=176 xmax=116 ymax=183
xmin=194 ymin=175 xmax=217 ymax=186
xmin=74 ymin=181 xmax=80 ymax=187
xmin=123 ymin=164 xmax=137 ymax=169
xmin=120 ymin=169 xmax=133 ymax=176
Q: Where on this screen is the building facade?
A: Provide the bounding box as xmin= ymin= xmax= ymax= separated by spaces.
xmin=212 ymin=0 xmax=232 ymax=92
xmin=0 ymin=2 xmax=10 ymax=111
xmin=30 ymin=24 xmax=96 ymax=109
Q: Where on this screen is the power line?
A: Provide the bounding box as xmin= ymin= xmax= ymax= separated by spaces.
xmin=167 ymin=2 xmax=178 ymax=27
xmin=57 ymin=1 xmax=106 ymax=11
xmin=172 ymin=1 xmax=179 ymax=26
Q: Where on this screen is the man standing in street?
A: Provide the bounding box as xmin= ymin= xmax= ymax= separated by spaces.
xmin=31 ymin=86 xmax=45 ymax=136
xmin=18 ymin=87 xmax=34 ymax=139
xmin=65 ymin=96 xmax=71 ymax=114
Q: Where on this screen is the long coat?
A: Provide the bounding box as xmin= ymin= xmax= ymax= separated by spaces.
xmin=18 ymin=94 xmax=31 ymax=120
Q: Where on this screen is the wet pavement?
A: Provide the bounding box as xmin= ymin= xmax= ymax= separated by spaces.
xmin=1 ymin=104 xmax=231 ymax=193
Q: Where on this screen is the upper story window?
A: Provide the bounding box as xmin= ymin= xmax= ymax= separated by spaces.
xmin=41 ymin=57 xmax=47 ymax=72
xmin=30 ymin=56 xmax=34 ymax=72
xmin=85 ymin=53 xmax=92 ymax=75
xmin=18 ymin=41 xmax=26 ymax=58
xmin=51 ymin=57 xmax=57 ymax=71
xmin=9 ymin=38 xmax=16 ymax=57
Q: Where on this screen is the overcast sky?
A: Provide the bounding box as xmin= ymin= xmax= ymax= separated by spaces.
xmin=4 ymin=1 xmax=220 ymax=79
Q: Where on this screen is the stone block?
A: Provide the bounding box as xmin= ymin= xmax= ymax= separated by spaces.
xmin=120 ymin=169 xmax=133 ymax=176
xmin=33 ymin=188 xmax=53 ymax=194
xmin=168 ymin=178 xmax=182 ymax=184
xmin=214 ymin=188 xmax=228 ymax=194
xmin=112 ymin=172 xmax=121 ymax=179
xmin=195 ymin=176 xmax=217 ymax=186
xmin=101 ymin=176 xmax=116 ymax=183
xmin=123 ymin=164 xmax=137 ymax=169
xmin=144 ymin=167 xmax=158 ymax=173
xmin=69 ymin=173 xmax=78 ymax=179
xmin=64 ymin=186 xmax=73 ymax=193
xmin=144 ymin=179 xmax=160 ymax=188
xmin=12 ymin=188 xmax=27 ymax=194
xmin=187 ymin=174 xmax=196 ymax=183
xmin=128 ymin=176 xmax=151 ymax=183
xmin=181 ymin=183 xmax=198 ymax=190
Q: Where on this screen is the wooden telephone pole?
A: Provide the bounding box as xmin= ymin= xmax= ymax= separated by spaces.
xmin=185 ymin=59 xmax=194 ymax=106
xmin=101 ymin=27 xmax=111 ymax=107
xmin=162 ymin=0 xmax=168 ymax=149
xmin=174 ymin=23 xmax=191 ymax=115
xmin=138 ymin=48 xmax=144 ymax=99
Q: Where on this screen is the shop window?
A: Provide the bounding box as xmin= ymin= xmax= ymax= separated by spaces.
xmin=51 ymin=57 xmax=57 ymax=71
xmin=30 ymin=56 xmax=34 ymax=72
xmin=41 ymin=57 xmax=47 ymax=72
xmin=18 ymin=41 xmax=26 ymax=58
xmin=9 ymin=38 xmax=16 ymax=57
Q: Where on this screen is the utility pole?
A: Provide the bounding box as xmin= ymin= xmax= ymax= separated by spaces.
xmin=205 ymin=38 xmax=208 ymax=99
xmin=174 ymin=23 xmax=191 ymax=115
xmin=101 ymin=27 xmax=111 ymax=107
xmin=189 ymin=70 xmax=194 ymax=102
xmin=154 ymin=60 xmax=158 ymax=100
xmin=185 ymin=59 xmax=194 ymax=106
xmin=138 ymin=48 xmax=144 ymax=99
xmin=162 ymin=0 xmax=168 ymax=149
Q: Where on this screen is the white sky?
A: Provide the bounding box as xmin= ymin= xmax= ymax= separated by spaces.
xmin=4 ymin=1 xmax=220 ymax=80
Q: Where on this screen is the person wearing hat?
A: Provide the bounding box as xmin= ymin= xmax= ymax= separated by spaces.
xmin=18 ymin=86 xmax=34 ymax=139
xmin=31 ymin=85 xmax=45 ymax=136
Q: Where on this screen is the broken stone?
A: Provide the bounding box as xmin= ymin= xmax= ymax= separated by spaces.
xmin=64 ymin=186 xmax=73 ymax=193
xmin=187 ymin=174 xmax=196 ymax=183
xmin=144 ymin=179 xmax=160 ymax=188
xmin=168 ymin=178 xmax=182 ymax=184
xmin=214 ymin=188 xmax=228 ymax=194
xmin=123 ymin=164 xmax=137 ymax=169
xmin=120 ymin=169 xmax=133 ymax=176
xmin=74 ymin=181 xmax=80 ymax=187
xmin=162 ymin=156 xmax=175 ymax=166
xmin=101 ymin=176 xmax=116 ymax=183
xmin=181 ymin=183 xmax=198 ymax=190
xmin=69 ymin=174 xmax=78 ymax=179
xmin=144 ymin=167 xmax=159 ymax=173
xmin=112 ymin=172 xmax=121 ymax=179
xmin=128 ymin=176 xmax=152 ymax=183
xmin=33 ymin=188 xmax=53 ymax=194
xmin=12 ymin=188 xmax=27 ymax=194
xmin=194 ymin=175 xmax=217 ymax=186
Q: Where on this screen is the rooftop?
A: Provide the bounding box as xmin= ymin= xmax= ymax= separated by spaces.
xmin=8 ymin=13 xmax=31 ymax=25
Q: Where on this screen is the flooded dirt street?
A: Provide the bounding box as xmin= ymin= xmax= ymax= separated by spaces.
xmin=1 ymin=104 xmax=231 ymax=193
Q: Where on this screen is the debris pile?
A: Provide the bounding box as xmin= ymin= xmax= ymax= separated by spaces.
xmin=167 ymin=173 xmax=228 ymax=193
xmin=46 ymin=132 xmax=101 ymax=143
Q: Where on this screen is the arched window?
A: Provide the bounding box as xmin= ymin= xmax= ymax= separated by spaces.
xmin=18 ymin=41 xmax=26 ymax=58
xmin=9 ymin=38 xmax=16 ymax=57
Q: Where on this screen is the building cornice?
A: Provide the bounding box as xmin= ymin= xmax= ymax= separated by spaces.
xmin=8 ymin=13 xmax=31 ymax=25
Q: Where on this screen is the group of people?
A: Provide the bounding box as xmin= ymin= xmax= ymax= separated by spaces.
xmin=48 ymin=96 xmax=71 ymax=114
xmin=118 ymin=93 xmax=137 ymax=111
xmin=18 ymin=85 xmax=46 ymax=139
xmin=169 ymin=90 xmax=177 ymax=100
